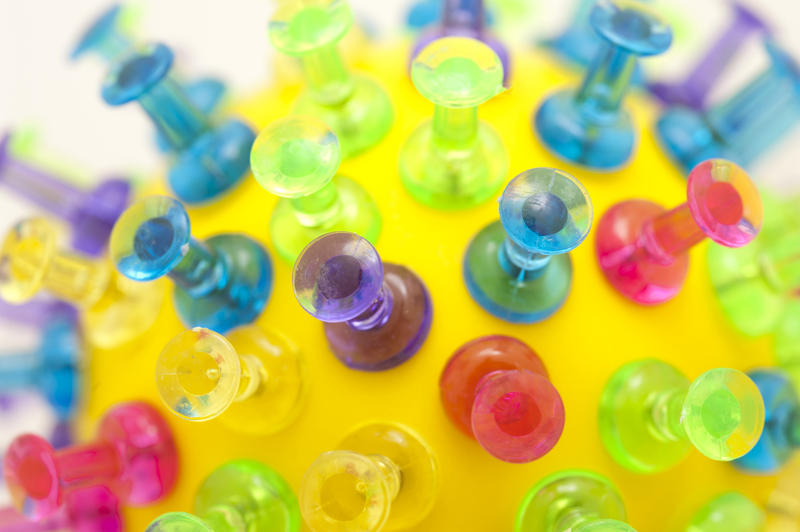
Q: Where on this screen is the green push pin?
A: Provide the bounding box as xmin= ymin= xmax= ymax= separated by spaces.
xmin=599 ymin=360 xmax=765 ymax=473
xmin=399 ymin=36 xmax=508 ymax=210
xmin=268 ymin=0 xmax=393 ymax=159
xmin=515 ymin=470 xmax=636 ymax=532
xmin=776 ymin=300 xmax=800 ymax=386
xmin=686 ymin=492 xmax=766 ymax=532
xmin=250 ymin=115 xmax=381 ymax=263
xmin=145 ymin=459 xmax=300 ymax=532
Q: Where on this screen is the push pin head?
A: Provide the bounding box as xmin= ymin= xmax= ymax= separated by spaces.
xmin=440 ymin=336 xmax=565 ymax=463
xmin=599 ymin=359 xmax=764 ymax=473
xmin=596 ymin=159 xmax=762 ymax=304
xmin=71 ymin=4 xmax=130 ymax=61
xmin=464 ymin=168 xmax=592 ymax=323
xmin=268 ymin=0 xmax=353 ymax=56
xmin=687 ymin=492 xmax=766 ymax=532
xmin=589 ymin=0 xmax=672 ymax=56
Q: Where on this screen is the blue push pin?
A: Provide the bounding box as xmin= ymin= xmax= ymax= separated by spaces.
xmin=101 ymin=43 xmax=254 ymax=204
xmin=542 ymin=0 xmax=602 ymax=67
xmin=406 ymin=0 xmax=444 ymax=30
xmin=656 ymin=39 xmax=800 ymax=173
xmin=735 ymin=369 xmax=800 ymax=473
xmin=463 ymin=167 xmax=592 ymax=323
xmin=110 ymin=196 xmax=272 ymax=332
xmin=534 ymin=0 xmax=672 ymax=170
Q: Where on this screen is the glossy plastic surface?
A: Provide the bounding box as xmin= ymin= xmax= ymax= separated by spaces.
xmin=686 ymin=491 xmax=765 ymax=532
xmin=0 ymin=485 xmax=124 ymax=532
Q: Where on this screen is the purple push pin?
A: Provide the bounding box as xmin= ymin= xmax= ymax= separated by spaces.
xmin=293 ymin=232 xmax=432 ymax=371
xmin=410 ymin=0 xmax=510 ymax=84
xmin=0 ymin=132 xmax=131 ymax=257
xmin=0 ymin=299 xmax=76 ymax=328
xmin=649 ymin=2 xmax=770 ymax=110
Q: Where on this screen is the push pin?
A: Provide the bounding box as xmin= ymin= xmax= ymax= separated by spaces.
xmin=300 ymin=422 xmax=438 ymax=532
xmin=0 ymin=485 xmax=122 ymax=532
xmin=410 ymin=0 xmax=510 ymax=84
xmin=250 ymin=116 xmax=381 ymax=263
xmin=0 ymin=299 xmax=76 ymax=329
xmin=268 ymin=0 xmax=393 ymax=158
xmin=599 ymin=359 xmax=764 ymax=473
xmin=110 ymin=196 xmax=273 ymax=333
xmin=541 ymin=0 xmax=602 ymax=68
xmin=686 ymin=492 xmax=766 ymax=532
xmin=776 ymin=303 xmax=800 ymax=375
xmin=440 ymin=336 xmax=565 ymax=463
xmin=463 ymin=168 xmax=592 ymax=322
xmin=649 ymin=2 xmax=770 ymax=110
xmin=156 ymin=326 xmax=304 ymax=434
xmin=0 ymin=131 xmax=131 ymax=256
xmin=101 ymin=43 xmax=254 ymax=204
xmin=400 ymin=36 xmax=507 ymax=209
xmin=657 ymin=39 xmax=800 ymax=172
xmin=0 ymin=217 xmax=163 ymax=347
xmin=515 ymin=469 xmax=634 ymax=532
xmin=293 ymin=232 xmax=431 ymax=371
xmin=146 ymin=459 xmax=300 ymax=532
xmin=596 ymin=159 xmax=762 ymax=304
xmin=406 ymin=0 xmax=443 ymax=30
xmin=534 ymin=0 xmax=672 ymax=170
xmin=3 ymin=401 xmax=178 ymax=520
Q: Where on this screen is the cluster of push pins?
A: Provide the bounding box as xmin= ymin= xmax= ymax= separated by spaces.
xmin=0 ymin=0 xmax=799 ymax=530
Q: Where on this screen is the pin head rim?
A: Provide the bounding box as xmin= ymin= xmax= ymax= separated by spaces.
xmin=102 ymin=43 xmax=173 ymax=106
xmin=590 ymin=0 xmax=672 ymax=56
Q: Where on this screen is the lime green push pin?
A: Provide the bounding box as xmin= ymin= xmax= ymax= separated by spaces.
xmin=400 ymin=36 xmax=507 ymax=209
xmin=599 ymin=360 xmax=765 ymax=473
xmin=251 ymin=116 xmax=381 ymax=263
xmin=268 ymin=0 xmax=393 ymax=159
xmin=686 ymin=492 xmax=766 ymax=532
xmin=145 ymin=459 xmax=301 ymax=532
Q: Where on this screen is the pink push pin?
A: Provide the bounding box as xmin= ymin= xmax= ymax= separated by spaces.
xmin=3 ymin=401 xmax=177 ymax=521
xmin=0 ymin=485 xmax=122 ymax=532
xmin=596 ymin=159 xmax=762 ymax=304
xmin=439 ymin=335 xmax=565 ymax=463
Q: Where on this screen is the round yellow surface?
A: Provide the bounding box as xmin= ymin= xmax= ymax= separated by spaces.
xmin=83 ymin=41 xmax=779 ymax=531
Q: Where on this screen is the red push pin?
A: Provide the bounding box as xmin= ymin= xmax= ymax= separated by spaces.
xmin=3 ymin=401 xmax=178 ymax=521
xmin=439 ymin=335 xmax=565 ymax=463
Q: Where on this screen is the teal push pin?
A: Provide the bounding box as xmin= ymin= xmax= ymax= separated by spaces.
xmin=686 ymin=492 xmax=766 ymax=532
xmin=399 ymin=36 xmax=507 ymax=209
xmin=250 ymin=116 xmax=381 ymax=263
xmin=268 ymin=0 xmax=393 ymax=159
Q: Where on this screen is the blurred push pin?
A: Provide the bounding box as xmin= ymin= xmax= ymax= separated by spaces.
xmin=0 ymin=485 xmax=123 ymax=532
xmin=400 ymin=36 xmax=507 ymax=209
xmin=406 ymin=0 xmax=444 ymax=30
xmin=156 ymin=326 xmax=304 ymax=434
xmin=146 ymin=459 xmax=300 ymax=532
xmin=111 ymin=196 xmax=273 ymax=332
xmin=0 ymin=131 xmax=131 ymax=256
xmin=3 ymin=401 xmax=177 ymax=520
xmin=599 ymin=359 xmax=765 ymax=473
xmin=102 ymin=43 xmax=254 ymax=203
xmin=685 ymin=492 xmax=766 ymax=532
xmin=0 ymin=217 xmax=163 ymax=347
xmin=293 ymin=232 xmax=432 ymax=371
xmin=464 ymin=168 xmax=592 ymax=322
xmin=534 ymin=0 xmax=672 ymax=170
xmin=251 ymin=116 xmax=381 ymax=263
xmin=657 ymin=40 xmax=800 ymax=172
xmin=515 ymin=470 xmax=635 ymax=532
xmin=300 ymin=422 xmax=438 ymax=532
xmin=440 ymin=336 xmax=565 ymax=463
xmin=268 ymin=0 xmax=393 ymax=158
xmin=596 ymin=159 xmax=762 ymax=305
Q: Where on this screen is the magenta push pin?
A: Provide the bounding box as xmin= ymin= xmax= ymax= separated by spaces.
xmin=0 ymin=485 xmax=122 ymax=532
xmin=293 ymin=232 xmax=432 ymax=371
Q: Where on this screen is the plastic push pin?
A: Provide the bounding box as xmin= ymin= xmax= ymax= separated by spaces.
xmin=410 ymin=0 xmax=510 ymax=85
xmin=599 ymin=359 xmax=765 ymax=473
xmin=101 ymin=43 xmax=254 ymax=204
xmin=250 ymin=116 xmax=381 ymax=263
xmin=0 ymin=217 xmax=163 ymax=348
xmin=294 ymin=232 xmax=432 ymax=371
xmin=515 ymin=469 xmax=635 ymax=532
xmin=400 ymin=36 xmax=507 ymax=209
xmin=156 ymin=326 xmax=304 ymax=434
xmin=146 ymin=459 xmax=300 ymax=532
xmin=440 ymin=336 xmax=565 ymax=463
xmin=686 ymin=492 xmax=766 ymax=532
xmin=649 ymin=2 xmax=770 ymax=110
xmin=406 ymin=0 xmax=443 ymax=30
xmin=3 ymin=401 xmax=177 ymax=520
xmin=776 ymin=302 xmax=800 ymax=376
xmin=300 ymin=422 xmax=438 ymax=532
xmin=463 ymin=168 xmax=592 ymax=322
xmin=0 ymin=485 xmax=122 ymax=532
xmin=111 ymin=196 xmax=272 ymax=332
xmin=268 ymin=0 xmax=393 ymax=159
xmin=534 ymin=0 xmax=672 ymax=170
xmin=0 ymin=131 xmax=131 ymax=257
xmin=596 ymin=159 xmax=762 ymax=305
xmin=657 ymin=39 xmax=800 ymax=172
xmin=0 ymin=299 xmax=76 ymax=328
xmin=541 ymin=0 xmax=602 ymax=68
